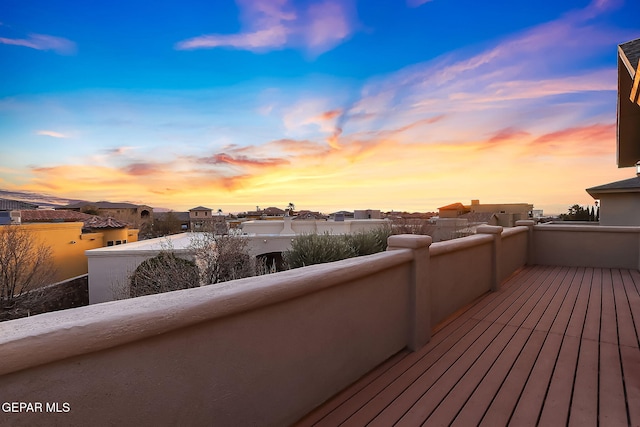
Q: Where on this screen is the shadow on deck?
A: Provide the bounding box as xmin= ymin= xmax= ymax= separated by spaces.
xmin=297 ymin=265 xmax=640 ymax=426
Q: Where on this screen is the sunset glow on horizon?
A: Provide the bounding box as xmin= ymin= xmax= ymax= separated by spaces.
xmin=1 ymin=0 xmax=639 ymax=214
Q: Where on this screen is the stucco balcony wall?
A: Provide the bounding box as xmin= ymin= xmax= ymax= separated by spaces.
xmin=500 ymin=226 xmax=529 ymax=281
xmin=429 ymin=234 xmax=494 ymax=326
xmin=6 ymin=224 xmax=634 ymax=426
xmin=532 ymin=224 xmax=640 ymax=269
xmin=0 ymin=248 xmax=419 ymax=427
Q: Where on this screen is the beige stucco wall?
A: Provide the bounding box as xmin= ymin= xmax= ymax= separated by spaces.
xmin=501 ymin=227 xmax=529 ymax=281
xmin=429 ymin=234 xmax=494 ymax=325
xmin=598 ymin=193 xmax=640 ymax=226
xmin=1 ymin=250 xmax=415 ymax=426
xmin=532 ymin=224 xmax=640 ymax=269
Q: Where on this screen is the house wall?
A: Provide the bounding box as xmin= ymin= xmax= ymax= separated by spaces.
xmin=16 ymin=223 xmax=104 ymax=283
xmin=241 ymin=218 xmax=388 ymax=235
xmin=599 ymin=193 xmax=640 ymax=226
xmin=101 ymin=227 xmax=139 ymax=245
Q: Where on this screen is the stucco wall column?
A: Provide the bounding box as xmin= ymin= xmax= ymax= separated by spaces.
xmin=516 ymin=220 xmax=536 ymax=266
xmin=477 ymin=225 xmax=503 ymax=291
xmin=387 ymin=234 xmax=432 ymax=350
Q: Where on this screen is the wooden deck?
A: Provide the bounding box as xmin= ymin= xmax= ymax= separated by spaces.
xmin=296 ymin=266 xmax=640 ymax=426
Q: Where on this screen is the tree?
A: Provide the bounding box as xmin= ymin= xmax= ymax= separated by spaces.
xmin=150 ymin=210 xmax=183 ymax=237
xmin=129 ymin=251 xmax=199 ymax=297
xmin=189 ymin=229 xmax=255 ymax=285
xmin=560 ymin=204 xmax=590 ymax=221
xmin=0 ymin=226 xmax=56 ymax=308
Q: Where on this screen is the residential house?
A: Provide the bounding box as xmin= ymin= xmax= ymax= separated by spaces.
xmin=57 ymin=201 xmax=153 ymax=234
xmin=586 ymin=37 xmax=640 ymax=225
xmin=438 ymin=200 xmax=533 ymax=227
xmin=11 ymin=210 xmax=138 ymax=283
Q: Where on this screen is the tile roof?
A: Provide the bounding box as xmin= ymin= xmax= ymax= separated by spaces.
xmin=20 ymin=210 xmax=129 ymax=228
xmin=294 ymin=210 xmax=327 ymax=220
xmin=189 ymin=206 xmax=212 ymax=211
xmin=20 ymin=210 xmax=95 ymax=223
xmin=59 ymin=201 xmax=148 ymax=210
xmin=438 ymin=202 xmax=467 ymax=211
xmin=83 ymin=216 xmax=130 ymax=229
xmin=586 ymin=176 xmax=640 ymax=196
xmin=619 ymin=38 xmax=640 ymax=76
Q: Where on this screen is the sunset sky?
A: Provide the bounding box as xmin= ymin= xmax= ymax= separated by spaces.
xmin=1 ymin=0 xmax=639 ymax=214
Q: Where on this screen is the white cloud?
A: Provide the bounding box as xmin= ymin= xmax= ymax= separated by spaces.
xmin=36 ymin=130 xmax=68 ymax=138
xmin=0 ymin=34 xmax=76 ymax=55
xmin=175 ymin=0 xmax=355 ymax=55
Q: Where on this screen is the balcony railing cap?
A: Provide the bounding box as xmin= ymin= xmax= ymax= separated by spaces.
xmin=477 ymin=225 xmax=503 ymax=235
xmin=387 ymin=234 xmax=432 ymax=249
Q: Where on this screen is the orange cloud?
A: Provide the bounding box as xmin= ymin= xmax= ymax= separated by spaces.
xmin=317 ymin=109 xmax=341 ymax=120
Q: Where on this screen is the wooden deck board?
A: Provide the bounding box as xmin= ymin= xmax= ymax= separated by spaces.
xmin=294 ymin=266 xmax=640 ymax=427
xmin=569 ymin=338 xmax=599 ymax=427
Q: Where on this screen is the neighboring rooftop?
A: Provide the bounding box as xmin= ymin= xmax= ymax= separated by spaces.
xmin=0 ymin=198 xmax=38 ymax=211
xmin=83 ymin=216 xmax=130 ymax=229
xmin=586 ymin=175 xmax=640 ymax=196
xmin=20 ymin=210 xmax=95 ymax=223
xmin=58 ymin=201 xmax=150 ymax=210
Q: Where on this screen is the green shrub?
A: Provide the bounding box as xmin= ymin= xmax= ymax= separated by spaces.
xmin=283 ymin=233 xmax=356 ymax=269
xmin=284 ymin=226 xmax=393 ymax=269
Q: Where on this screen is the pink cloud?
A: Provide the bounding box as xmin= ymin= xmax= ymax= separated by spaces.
xmin=0 ymin=34 xmax=76 ymax=55
xmin=175 ymin=0 xmax=355 ymax=55
xmin=35 ymin=130 xmax=68 ymax=138
xmin=176 ymin=27 xmax=288 ymax=51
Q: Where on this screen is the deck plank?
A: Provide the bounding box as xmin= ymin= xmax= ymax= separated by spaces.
xmin=621 ymin=270 xmax=640 ymax=348
xmin=421 ymin=324 xmax=520 ymax=426
xmin=620 ymin=345 xmax=640 ymax=426
xmin=537 ymin=335 xmax=580 ymax=426
xmin=599 ymin=341 xmax=628 ymax=426
xmin=449 ymin=326 xmax=535 ymax=427
xmin=568 ymin=338 xmax=599 ymax=427
xmin=479 ymin=329 xmax=547 ymax=426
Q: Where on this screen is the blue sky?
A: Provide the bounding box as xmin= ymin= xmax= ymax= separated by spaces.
xmin=1 ymin=0 xmax=638 ymax=213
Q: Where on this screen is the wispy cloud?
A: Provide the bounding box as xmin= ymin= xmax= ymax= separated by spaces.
xmin=35 ymin=130 xmax=68 ymax=138
xmin=175 ymin=0 xmax=355 ymax=55
xmin=0 ymin=34 xmax=76 ymax=55
xmin=3 ymin=0 xmax=633 ymax=214
xmin=406 ymin=0 xmax=433 ymax=7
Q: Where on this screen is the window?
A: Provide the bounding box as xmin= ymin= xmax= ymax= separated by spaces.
xmin=107 ymin=241 xmax=114 ymax=246
xmin=195 ymin=212 xmax=198 ymax=217
xmin=123 ymin=239 xmax=127 ymax=244
xmin=115 ymin=240 xmax=122 ymax=245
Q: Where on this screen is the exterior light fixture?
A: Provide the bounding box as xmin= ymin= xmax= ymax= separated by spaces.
xmin=70 ymin=241 xmax=77 ymax=244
